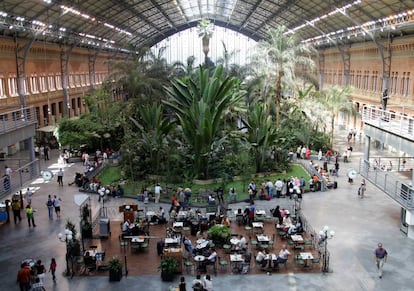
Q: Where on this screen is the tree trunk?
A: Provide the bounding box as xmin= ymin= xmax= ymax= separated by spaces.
xmin=202 ymin=36 xmax=210 ymax=65
xmin=275 ymin=71 xmax=283 ymax=127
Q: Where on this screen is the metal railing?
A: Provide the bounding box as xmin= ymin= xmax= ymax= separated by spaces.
xmin=359 ymin=159 xmax=414 ymax=210
xmin=361 ymin=106 xmax=414 ymax=140
xmin=0 ymin=106 xmax=37 ymax=134
xmin=296 ymin=159 xmax=327 ymax=191
xmin=0 ymin=159 xmax=41 ymax=200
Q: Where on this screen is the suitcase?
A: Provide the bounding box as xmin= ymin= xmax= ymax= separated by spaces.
xmin=333 ymin=181 xmax=338 ymax=189
xmin=265 ymin=195 xmax=271 ymax=201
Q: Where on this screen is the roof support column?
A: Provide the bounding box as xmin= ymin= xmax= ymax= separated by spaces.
xmin=339 ymin=46 xmax=351 ymax=86
xmin=14 ymin=34 xmax=35 ymax=109
xmin=88 ymin=50 xmax=98 ymax=92
xmin=60 ymin=45 xmax=73 ymax=117
xmin=318 ymin=51 xmax=325 ymax=90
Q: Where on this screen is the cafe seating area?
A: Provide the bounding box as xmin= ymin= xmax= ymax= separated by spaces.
xmin=80 ymin=205 xmax=321 ymax=276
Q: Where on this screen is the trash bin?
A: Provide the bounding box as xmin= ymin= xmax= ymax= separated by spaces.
xmin=99 ymin=217 xmax=110 ymax=238
xmin=0 ymin=202 xmax=8 ymax=221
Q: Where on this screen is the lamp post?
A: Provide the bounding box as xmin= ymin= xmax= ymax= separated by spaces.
xmin=58 ymin=228 xmax=73 ymax=276
xmin=319 ymin=225 xmax=335 ymax=273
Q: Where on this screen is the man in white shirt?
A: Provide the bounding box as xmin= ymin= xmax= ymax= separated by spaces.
xmin=4 ymin=165 xmax=12 ymax=176
xmin=122 ymin=220 xmax=131 ymax=235
xmin=275 ymin=178 xmax=283 ymax=198
xmin=236 ymin=235 xmax=247 ymax=250
xmin=256 ymin=250 xmax=268 ymax=268
xmin=274 ymin=245 xmax=290 ymax=269
xmin=265 ymin=180 xmax=274 ymax=199
xmin=25 ymin=188 xmax=33 ymax=205
xmin=154 ymin=183 xmax=162 ymax=203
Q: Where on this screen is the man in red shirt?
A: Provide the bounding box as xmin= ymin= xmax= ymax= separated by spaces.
xmin=326 ymin=149 xmax=332 ymax=163
xmin=16 ymin=262 xmax=31 ymax=291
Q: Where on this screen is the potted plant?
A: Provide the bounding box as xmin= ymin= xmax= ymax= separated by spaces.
xmin=158 ymin=257 xmax=178 ymax=282
xmin=108 ymin=257 xmax=122 ymax=281
xmin=81 ymin=221 xmax=93 ymax=239
xmin=207 ymin=225 xmax=231 ymax=247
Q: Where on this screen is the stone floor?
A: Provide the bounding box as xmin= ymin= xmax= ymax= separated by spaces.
xmin=1 ymin=127 xmax=414 ymax=291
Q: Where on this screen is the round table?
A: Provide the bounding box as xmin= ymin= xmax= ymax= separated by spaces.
xmin=194 ymin=255 xmax=206 ymax=271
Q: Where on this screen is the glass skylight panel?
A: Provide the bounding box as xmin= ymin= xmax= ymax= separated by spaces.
xmin=178 ymin=0 xmax=236 ymax=20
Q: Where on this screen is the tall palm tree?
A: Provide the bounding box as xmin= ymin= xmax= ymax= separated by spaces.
xmin=254 ymin=25 xmax=315 ymax=127
xmin=197 ymin=19 xmax=214 ymax=66
xmin=163 ymin=65 xmax=244 ymax=178
xmin=318 ymin=85 xmax=355 ymax=148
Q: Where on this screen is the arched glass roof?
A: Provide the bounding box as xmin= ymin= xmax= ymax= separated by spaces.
xmin=0 ymin=0 xmax=413 ymax=52
xmin=152 ymin=26 xmax=257 ymax=66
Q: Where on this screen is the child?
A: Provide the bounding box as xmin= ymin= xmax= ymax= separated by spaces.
xmin=49 ymin=258 xmax=57 ymax=282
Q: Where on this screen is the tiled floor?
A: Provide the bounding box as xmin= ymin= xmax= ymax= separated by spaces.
xmin=83 ymin=219 xmax=320 ymax=277
xmin=1 ymin=127 xmax=414 ymax=291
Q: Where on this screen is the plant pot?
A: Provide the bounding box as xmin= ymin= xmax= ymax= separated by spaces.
xmin=161 ymin=271 xmax=175 ymax=282
xmin=82 ymin=227 xmax=93 ymax=239
xmin=109 ymin=268 xmax=122 ymax=281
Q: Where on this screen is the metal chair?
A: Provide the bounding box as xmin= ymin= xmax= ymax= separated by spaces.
xmin=218 ymin=256 xmax=229 ymax=272
xmin=183 ymin=258 xmax=194 ymax=274
xmin=118 ymin=235 xmax=128 ymax=252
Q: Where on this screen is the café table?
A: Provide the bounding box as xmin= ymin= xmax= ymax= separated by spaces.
xmin=290 ymin=234 xmax=304 ymax=244
xmin=230 ymin=254 xmax=244 ymax=273
xmin=256 ymin=234 xmax=270 ymax=243
xmin=252 ymin=222 xmax=264 ymax=233
xmin=165 ymin=237 xmax=180 ymax=247
xmin=194 ymin=255 xmax=206 ymax=271
xmin=299 ymin=252 xmax=314 ymax=268
xmin=146 ymin=211 xmax=155 ymax=219
xmin=177 ymin=211 xmax=188 ymax=221
xmin=196 ymin=239 xmax=209 ymax=250
xmin=173 ymin=221 xmax=184 ymax=228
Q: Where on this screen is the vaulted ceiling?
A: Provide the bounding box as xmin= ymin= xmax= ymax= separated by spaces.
xmin=1 ymin=0 xmax=414 ymax=52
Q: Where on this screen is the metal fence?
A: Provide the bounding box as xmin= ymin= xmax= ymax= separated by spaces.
xmin=359 ymin=159 xmax=414 ymax=210
xmin=1 ymin=159 xmax=41 ymax=200
xmin=0 ymin=106 xmax=37 ymax=134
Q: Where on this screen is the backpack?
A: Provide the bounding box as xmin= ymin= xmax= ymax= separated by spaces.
xmin=47 ymin=199 xmax=53 ymax=207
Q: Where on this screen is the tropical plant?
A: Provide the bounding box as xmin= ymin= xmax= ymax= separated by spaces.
xmin=108 ymin=257 xmax=123 ymax=272
xmin=317 ymin=85 xmax=355 ymax=147
xmin=129 ymin=102 xmax=175 ymax=174
xmin=163 ymin=65 xmax=245 ymax=179
xmin=241 ymin=103 xmax=278 ymax=173
xmin=253 ymin=25 xmax=316 ymax=127
xmin=158 ymin=257 xmax=178 ymax=274
xmin=207 ymin=224 xmax=231 ymax=245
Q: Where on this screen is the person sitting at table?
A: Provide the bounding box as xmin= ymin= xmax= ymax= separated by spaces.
xmin=242 ymin=207 xmax=250 ymax=225
xmin=221 ymin=215 xmax=231 ymax=227
xmin=273 ymin=244 xmax=290 ymax=269
xmin=241 ymin=248 xmax=252 ymax=273
xmin=122 ymin=219 xmax=131 ymax=235
xmin=256 ymin=249 xmax=268 ymax=268
xmin=183 ymin=236 xmax=195 ymax=255
xmin=236 ymin=235 xmax=247 ymax=251
xmin=288 ymin=217 xmax=303 ymax=235
xmin=208 ymin=194 xmax=215 ymax=205
xmin=203 ymin=248 xmax=217 ymax=268
xmin=192 ymin=274 xmax=203 ymax=290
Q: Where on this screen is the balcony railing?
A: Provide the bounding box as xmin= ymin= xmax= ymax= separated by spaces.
xmin=359 ymin=159 xmax=414 ymax=210
xmin=361 ymin=106 xmax=414 ymax=141
xmin=0 ymin=107 xmax=37 ymax=134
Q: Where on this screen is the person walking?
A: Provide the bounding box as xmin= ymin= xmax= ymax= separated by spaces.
xmin=16 ymin=262 xmax=31 ymax=291
xmin=179 ymin=276 xmax=186 ymax=291
xmin=358 ymin=179 xmax=366 ymax=198
xmin=25 ymin=204 xmax=36 ymax=227
xmin=53 ymin=195 xmax=61 ymax=218
xmin=11 ymin=198 xmax=22 ymax=224
xmin=49 ymin=258 xmax=57 ymax=282
xmin=374 ymin=242 xmax=388 ymax=278
xmin=154 ymin=183 xmax=162 ymax=204
xmin=46 ymin=195 xmax=54 ymax=219
xmin=57 ymin=168 xmax=64 ymax=186
xmin=24 ymin=188 xmax=32 ymax=205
